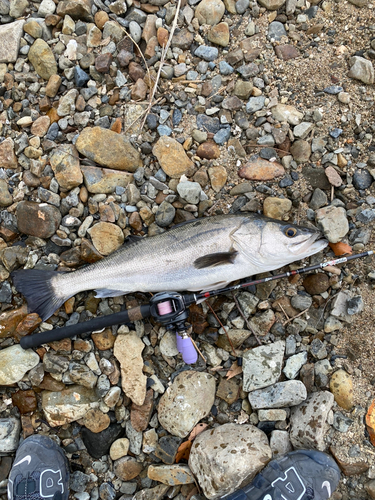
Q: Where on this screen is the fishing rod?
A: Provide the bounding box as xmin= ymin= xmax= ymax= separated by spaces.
xmin=19 ymin=251 xmax=374 ymax=360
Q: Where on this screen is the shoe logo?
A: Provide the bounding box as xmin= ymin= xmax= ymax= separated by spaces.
xmin=271 ymin=467 xmax=306 ymax=500
xmin=322 ymin=480 xmax=331 ymax=497
xmin=13 ymin=455 xmax=31 ymax=467
xmin=40 ymin=469 xmax=64 ymax=498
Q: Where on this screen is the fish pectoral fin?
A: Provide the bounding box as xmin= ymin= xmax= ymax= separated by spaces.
xmin=95 ymin=288 xmax=127 ymax=298
xmin=193 ymin=251 xmax=238 ymax=269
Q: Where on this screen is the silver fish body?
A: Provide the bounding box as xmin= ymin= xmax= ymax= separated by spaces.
xmin=12 ymin=213 xmax=328 ymax=320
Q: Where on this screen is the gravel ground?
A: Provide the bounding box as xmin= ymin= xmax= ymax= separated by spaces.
xmin=0 ymin=0 xmax=375 ymax=499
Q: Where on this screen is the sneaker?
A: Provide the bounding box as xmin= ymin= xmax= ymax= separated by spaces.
xmin=220 ymin=450 xmax=341 ymax=500
xmin=8 ymin=434 xmax=69 ymax=500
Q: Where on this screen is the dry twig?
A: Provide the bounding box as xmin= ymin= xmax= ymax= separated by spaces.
xmin=282 ymin=307 xmax=310 ymax=326
xmin=232 ymin=292 xmax=262 ymax=346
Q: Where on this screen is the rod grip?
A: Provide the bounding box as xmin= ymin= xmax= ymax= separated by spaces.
xmin=176 ymin=332 xmax=197 ymax=364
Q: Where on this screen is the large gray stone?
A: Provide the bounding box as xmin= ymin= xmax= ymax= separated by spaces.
xmin=242 ymin=340 xmax=285 ymax=392
xmin=189 ymin=423 xmax=272 ymax=499
xmin=290 ymin=391 xmax=334 ymax=451
xmin=315 ymin=206 xmax=349 ymax=243
xmin=248 ymin=380 xmax=307 ymax=409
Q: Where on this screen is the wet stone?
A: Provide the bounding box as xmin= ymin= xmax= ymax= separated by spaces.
xmin=82 ymin=423 xmax=124 ymax=459
xmin=0 ymin=418 xmax=20 ymax=454
xmin=154 ymin=435 xmax=182 ymax=465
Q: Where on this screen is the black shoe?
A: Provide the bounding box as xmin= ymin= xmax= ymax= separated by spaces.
xmin=8 ymin=434 xmax=69 ymax=500
xmin=220 ymin=450 xmax=341 ymax=500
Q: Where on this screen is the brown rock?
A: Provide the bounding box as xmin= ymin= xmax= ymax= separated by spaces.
xmin=238 ymin=158 xmax=285 ymax=181
xmin=117 ymin=49 xmax=133 ymax=67
xmin=38 ymin=374 xmax=66 ymax=392
xmin=303 ymin=273 xmax=329 ymax=295
xmin=195 ymin=0 xmax=225 ymax=25
xmin=153 ymin=136 xmax=194 ymax=178
xmin=290 ymin=140 xmax=311 ymax=163
xmin=157 ymin=27 xmax=169 ymax=47
xmin=76 ymin=127 xmax=142 ymax=172
xmin=208 ymin=165 xmax=227 ymax=193
xmin=28 ymin=39 xmax=57 ymax=81
xmin=216 ymin=378 xmax=240 ymax=404
xmin=80 ymin=408 xmax=110 ymax=433
xmin=87 ymin=25 xmax=102 ymax=47
xmin=148 ymin=464 xmax=195 ymax=485
xmin=144 ymin=36 xmax=158 ymax=60
xmin=170 ymin=28 xmax=194 ymax=50
xmin=234 ymin=80 xmax=253 ymax=100
xmin=128 ymin=61 xmax=146 ymax=82
xmin=325 ymin=166 xmax=343 ymax=187
xmin=95 ymin=53 xmax=113 ymax=73
xmin=275 ymin=44 xmax=300 ymax=60
xmin=114 ymin=456 xmax=143 ymax=481
xmin=16 ymin=201 xmax=61 ymax=238
xmin=14 ymin=314 xmax=42 ymax=340
xmin=207 ymin=22 xmax=229 ymax=47
xmin=131 ymin=78 xmax=148 ymax=101
xmin=196 ymin=141 xmax=220 ymax=159
xmin=88 ymin=222 xmax=124 ymax=255
xmin=0 ymin=138 xmax=17 ymax=169
xmin=49 ymin=144 xmax=83 ymax=190
xmin=12 ymin=390 xmax=37 ymax=414
xmin=222 ymin=95 xmax=243 ymax=111
xmin=330 ymin=369 xmax=353 ymax=410
xmin=273 ymin=297 xmax=298 ymax=318
xmin=80 ymin=238 xmax=104 ymax=263
xmin=330 ymin=447 xmax=369 ymax=476
xmin=263 ymin=197 xmax=292 ymax=219
xmin=216 ymin=328 xmax=252 ymax=351
xmin=142 ymin=14 xmax=157 ymax=43
xmin=91 ymin=328 xmax=116 ymax=350
xmin=129 ymin=211 xmax=143 ymax=232
xmin=31 ymin=116 xmax=51 ymax=137
xmin=56 ymin=0 xmax=93 ymax=21
xmin=0 ymin=306 xmax=28 ymax=339
xmin=94 ymin=10 xmax=109 ymax=29
xmin=131 ymin=389 xmax=154 ymax=432
xmin=47 ymin=107 xmax=60 ymax=124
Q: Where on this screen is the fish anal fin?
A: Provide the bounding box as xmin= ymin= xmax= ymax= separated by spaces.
xmin=95 ymin=288 xmax=127 ymax=298
xmin=193 ymin=251 xmax=238 ymax=269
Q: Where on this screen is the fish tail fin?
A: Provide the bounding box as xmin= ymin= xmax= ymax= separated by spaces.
xmin=11 ymin=269 xmax=68 ymax=321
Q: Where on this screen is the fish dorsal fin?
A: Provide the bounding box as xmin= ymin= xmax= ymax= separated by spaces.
xmin=193 ymin=251 xmax=238 ymax=269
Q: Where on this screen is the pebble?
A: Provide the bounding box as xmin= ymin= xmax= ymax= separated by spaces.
xmin=89 ymin=222 xmax=124 ymax=255
xmin=239 ymin=158 xmax=285 ymax=181
xmin=0 ymin=418 xmax=20 ymax=454
xmin=263 ymin=197 xmax=292 ymax=219
xmin=243 ymin=340 xmax=285 ymax=392
xmin=330 ymin=369 xmax=354 ymax=410
xmin=195 ymin=0 xmax=225 ymax=25
xmin=353 ymin=169 xmax=373 ymax=190
xmin=249 ymin=380 xmax=307 ymax=409
xmin=148 ymin=464 xmax=195 ymax=485
xmin=0 ymin=20 xmax=25 ymax=63
xmin=283 ymin=351 xmax=307 ymax=379
xmin=28 ymin=39 xmax=58 ymax=80
xmin=348 ymin=55 xmax=374 ymax=84
xmin=267 ymin=21 xmax=287 ymax=41
xmin=152 ymin=136 xmax=194 ymax=178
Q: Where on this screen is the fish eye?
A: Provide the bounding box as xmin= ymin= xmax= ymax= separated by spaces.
xmin=285 ymin=227 xmax=297 ymax=237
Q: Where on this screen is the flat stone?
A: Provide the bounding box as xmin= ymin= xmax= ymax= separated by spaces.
xmin=216 ymin=378 xmax=240 ymax=405
xmin=270 ymin=430 xmax=293 ymax=458
xmin=242 ymin=340 xmax=285 ymax=392
xmin=195 ymin=0 xmax=225 ymax=25
xmin=113 ymin=456 xmax=143 ymax=481
xmin=158 ymin=371 xmax=215 ymax=438
xmin=263 ymin=197 xmax=292 ymax=219
xmin=28 ymin=38 xmax=57 ymax=80
xmin=239 ymin=158 xmax=285 ymax=181
xmin=81 ymin=165 xmax=133 ymax=194
xmin=131 ymin=388 xmax=154 ymax=432
xmin=76 ymin=127 xmax=142 ymax=172
xmin=0 ymin=418 xmax=20 ymax=454
xmin=56 ymin=0 xmax=92 ymax=21
xmin=249 ymin=380 xmax=307 ymax=409
xmin=110 ymin=438 xmax=130 ymax=460
xmin=189 ymin=423 xmax=272 ymax=499
xmin=0 ymin=20 xmax=25 ymax=63
xmin=290 ymin=391 xmax=334 ymax=451
xmin=272 ymin=104 xmax=303 ymax=125
xmin=348 ymin=55 xmax=374 ymax=84
xmin=114 ymin=332 xmax=147 ymax=406
xmin=0 ymin=138 xmax=17 ymax=169
xmin=49 ymin=144 xmax=83 ymax=190
xmin=283 ymin=351 xmax=307 ymax=380
xmin=315 ymin=206 xmax=349 ymax=243
xmin=290 ymin=139 xmax=311 ymax=163
xmin=275 ymin=44 xmax=300 ymax=60
xmin=16 ymin=201 xmax=61 ymax=238
xmin=41 ymin=385 xmax=100 ymax=427
xmin=0 ymin=345 xmax=39 ymax=385
xmin=258 ymin=409 xmax=287 ymax=421
xmin=207 ymin=22 xmax=229 ymax=47
xmin=152 ymin=136 xmax=194 ymax=178
xmin=147 ymin=465 xmax=195 ymax=485
xmin=208 ymin=166 xmax=227 ymax=192
xmin=80 ymin=408 xmax=110 ymax=433
xmin=330 ymin=446 xmax=369 ymax=476
xmin=196 ymin=141 xmax=220 ymax=159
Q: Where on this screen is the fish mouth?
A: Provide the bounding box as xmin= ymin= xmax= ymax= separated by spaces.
xmin=289 ymin=232 xmax=329 ymax=256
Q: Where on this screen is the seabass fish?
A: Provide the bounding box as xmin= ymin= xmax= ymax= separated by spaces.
xmin=12 ymin=213 xmax=328 ymax=321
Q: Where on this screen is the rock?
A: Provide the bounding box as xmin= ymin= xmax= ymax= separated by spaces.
xmin=353 ymin=169 xmax=373 ymax=190
xmin=80 ymin=408 xmax=110 ymax=433
xmin=41 ymin=385 xmax=100 ymax=426
xmin=81 ymin=165 xmax=133 ymax=194
xmin=110 ymin=438 xmax=130 ymax=460
xmin=147 ymin=465 xmax=195 ymax=485
xmin=57 ymin=89 xmax=78 ymax=117
xmin=258 ymin=409 xmax=287 ymax=421
xmin=152 ymin=136 xmax=194 ymax=178
xmin=0 ymin=20 xmax=25 ymax=63
xmin=56 ymin=0 xmax=92 ymax=21
xmin=31 ymin=116 xmax=50 ymax=137
xmin=195 ymin=0 xmax=225 ymax=25
xmin=82 ymin=423 xmax=124 ymax=459
xmin=302 ymin=274 xmax=329 ymax=295
xmin=207 ymin=22 xmax=230 ymax=47
xmin=270 ymin=430 xmax=293 ymax=458
xmin=258 ymin=0 xmax=285 ymax=9
xmin=177 ymin=181 xmax=202 ymax=204
xmin=325 ymin=166 xmax=343 ymax=187
xmin=290 ymin=391 xmax=334 ymax=450
xmin=0 ymin=418 xmax=20 ymax=454
xmin=272 ymin=104 xmax=303 ymax=125
xmin=114 ymin=332 xmax=147 ymax=406
xmin=16 ymin=201 xmax=61 ymax=238
xmin=12 ymin=389 xmax=37 ymax=414
xmin=28 ymin=39 xmax=57 ymax=80
xmin=131 ymin=389 xmax=153 ymax=432
xmin=315 ymin=206 xmax=349 ymax=243
xmin=330 ymin=290 xmax=353 ymax=323
xmin=309 ymin=188 xmax=327 ymax=210
xmin=283 ymin=351 xmax=307 ymax=380
xmin=155 ymin=201 xmax=175 ymax=227
xmin=302 ymin=167 xmax=331 ymax=190
xmin=248 ymin=309 xmax=275 ymax=337
xmin=330 ymin=447 xmax=369 ymax=476
xmin=0 ymin=345 xmax=39 ymax=385
xmin=0 ymin=179 xmax=12 ymax=207
xmin=275 ymin=44 xmax=300 ymax=60
xmin=196 ymin=141 xmax=220 ymax=160
xmin=158 ymin=371 xmax=215 ymax=438
xmin=246 ymin=96 xmax=265 ymax=113
xmin=291 ymin=295 xmax=312 ymax=311
xmin=242 ymin=340 xmax=285 ymax=392
xmin=238 ymin=158 xmax=285 ymax=181
xmin=216 ymin=328 xmax=252 ymax=351
xmin=249 ymin=380 xmax=307 ymax=409
xmin=333 ymin=411 xmax=353 ymax=433
xmin=0 ymin=137 xmax=17 ymax=169
xmin=263 ymin=197 xmax=292 ymax=219
xmin=189 ymin=423 xmax=272 ymax=499
xmin=113 ymin=456 xmax=143 ymax=481
xmin=76 ymin=127 xmax=142 ymax=172
xmin=195 ymin=45 xmax=219 ymax=62
xmin=290 ymin=140 xmax=311 ymax=163
xmin=88 ymin=222 xmax=124 ymax=255
xmin=348 ymin=56 xmax=374 ymax=84
xmin=49 ymin=145 xmax=83 ymax=190
xmin=267 ymin=21 xmax=287 ymax=41
xmin=208 ymin=166 xmax=227 ymax=192
xmin=330 ymin=369 xmax=353 ymax=410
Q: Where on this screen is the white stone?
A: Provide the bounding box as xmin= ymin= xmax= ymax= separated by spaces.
xmin=0 ymin=345 xmax=39 ymax=385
